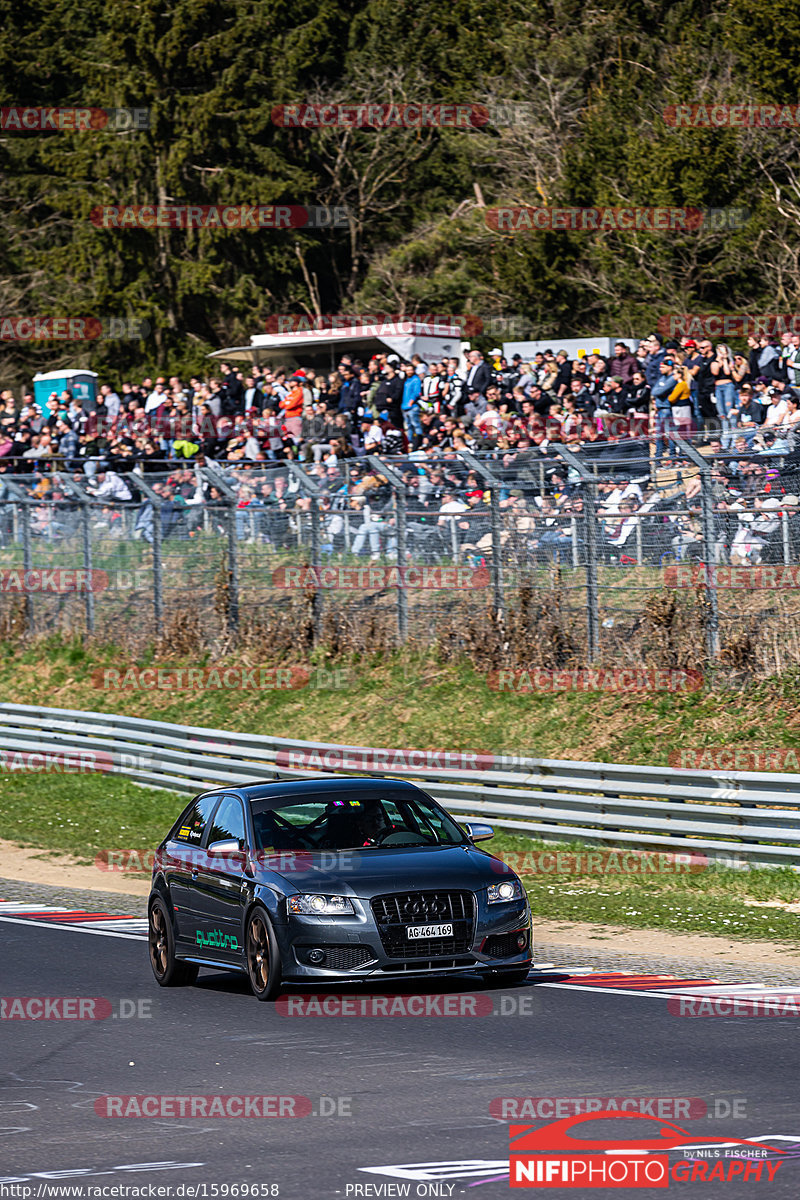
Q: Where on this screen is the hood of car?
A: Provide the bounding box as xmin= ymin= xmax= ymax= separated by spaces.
xmin=253 ymin=843 xmax=518 ymax=896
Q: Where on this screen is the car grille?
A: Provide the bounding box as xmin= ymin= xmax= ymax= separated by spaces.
xmin=483 ymin=930 xmax=528 ymax=958
xmin=297 ymin=944 xmax=376 ymax=971
xmin=371 ymin=890 xmax=475 ymax=959
xmin=323 ymin=945 xmax=376 ymax=971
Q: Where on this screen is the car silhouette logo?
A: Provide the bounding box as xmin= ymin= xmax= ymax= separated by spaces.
xmin=510 ymin=1111 xmax=786 ymax=1155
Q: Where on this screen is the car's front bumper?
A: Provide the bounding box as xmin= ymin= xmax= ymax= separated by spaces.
xmin=272 ymin=895 xmax=532 ymax=981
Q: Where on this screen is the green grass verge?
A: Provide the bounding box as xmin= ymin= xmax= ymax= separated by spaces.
xmin=0 ymin=771 xmax=181 ymax=861
xmin=491 ymin=832 xmax=800 ymax=943
xmin=4 ymin=637 xmax=800 ymax=767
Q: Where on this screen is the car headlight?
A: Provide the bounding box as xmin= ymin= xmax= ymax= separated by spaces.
xmin=487 ymin=879 xmax=524 ymax=904
xmin=287 ymin=893 xmax=354 ymax=915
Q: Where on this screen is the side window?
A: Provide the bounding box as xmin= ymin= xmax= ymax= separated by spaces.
xmin=207 ymin=795 xmax=247 ymax=849
xmin=172 ymin=795 xmax=220 ymax=846
xmin=381 ymin=800 xmax=404 ymax=827
xmin=414 ymin=803 xmax=456 ymax=844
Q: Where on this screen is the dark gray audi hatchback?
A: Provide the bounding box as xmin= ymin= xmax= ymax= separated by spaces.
xmin=148 ymin=777 xmax=532 ymax=1000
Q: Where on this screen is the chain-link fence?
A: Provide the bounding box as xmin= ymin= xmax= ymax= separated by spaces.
xmin=2 ymin=436 xmax=800 ymax=672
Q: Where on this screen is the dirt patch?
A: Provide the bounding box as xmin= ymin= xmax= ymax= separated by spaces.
xmin=0 ymin=839 xmax=151 ymax=897
xmin=535 ymin=918 xmax=800 ymax=970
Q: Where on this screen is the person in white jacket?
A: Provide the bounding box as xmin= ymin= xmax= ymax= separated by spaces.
xmin=87 ymin=470 xmax=132 ymax=501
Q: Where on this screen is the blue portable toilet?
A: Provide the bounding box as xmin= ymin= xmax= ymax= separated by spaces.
xmin=32 ymin=370 xmax=98 ymax=417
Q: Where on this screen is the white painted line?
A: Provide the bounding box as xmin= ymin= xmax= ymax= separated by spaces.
xmin=0 ymin=903 xmax=69 ymax=912
xmin=538 ymin=982 xmax=685 ymax=999
xmin=0 ymin=914 xmax=145 ymax=941
xmin=85 ymin=921 xmax=148 ymax=933
xmin=538 ymin=981 xmax=800 ymax=1000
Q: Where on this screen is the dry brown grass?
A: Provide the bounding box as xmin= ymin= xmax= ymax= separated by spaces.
xmin=6 ymin=575 xmax=800 ymax=685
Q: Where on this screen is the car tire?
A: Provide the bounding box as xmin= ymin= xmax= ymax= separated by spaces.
xmin=148 ymin=897 xmax=199 ymax=987
xmin=481 ymin=968 xmax=531 ymax=987
xmin=246 ymin=905 xmax=283 ymax=1001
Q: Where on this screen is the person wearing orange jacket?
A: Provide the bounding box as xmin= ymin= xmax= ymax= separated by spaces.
xmin=279 ymin=372 xmax=305 ymax=442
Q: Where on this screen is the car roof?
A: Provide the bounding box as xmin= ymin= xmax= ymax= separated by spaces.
xmin=203 ymin=776 xmax=430 ymax=810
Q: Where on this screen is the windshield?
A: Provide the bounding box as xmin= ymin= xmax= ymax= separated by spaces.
xmin=250 ymin=792 xmax=466 ymax=851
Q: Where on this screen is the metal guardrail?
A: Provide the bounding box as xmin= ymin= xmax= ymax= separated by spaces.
xmin=2 ymin=703 xmax=800 ymax=866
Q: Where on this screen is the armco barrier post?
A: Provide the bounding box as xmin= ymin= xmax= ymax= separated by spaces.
xmin=286 ymin=461 xmax=323 ymax=645
xmin=368 ymin=455 xmax=407 ymax=642
xmin=201 ymin=467 xmax=239 ymax=637
xmin=61 ymin=478 xmax=95 ymax=634
xmin=5 ymin=482 xmax=34 ymax=631
xmin=81 ymin=496 xmax=95 ymax=634
xmin=134 ymin=475 xmax=165 ymax=635
xmin=674 ymin=433 xmax=719 ymax=659
xmin=459 ymin=451 xmax=504 ymax=619
xmin=554 ymin=446 xmax=600 ymax=662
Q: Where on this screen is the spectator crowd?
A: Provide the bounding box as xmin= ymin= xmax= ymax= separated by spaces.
xmin=2 ymin=331 xmax=800 ymax=477
xmin=3 ymin=330 xmax=800 ymax=568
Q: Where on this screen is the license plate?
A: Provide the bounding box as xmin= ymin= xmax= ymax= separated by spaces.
xmin=406 ymin=923 xmax=453 ymax=939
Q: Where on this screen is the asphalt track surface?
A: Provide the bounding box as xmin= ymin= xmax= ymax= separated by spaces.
xmin=3 ymin=919 xmax=800 ymax=1199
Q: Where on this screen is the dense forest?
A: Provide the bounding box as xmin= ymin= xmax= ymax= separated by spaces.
xmin=0 ymin=0 xmax=798 ymax=385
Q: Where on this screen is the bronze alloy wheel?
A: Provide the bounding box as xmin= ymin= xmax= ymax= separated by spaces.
xmin=147 ymin=896 xmax=198 ymax=987
xmin=246 ymin=907 xmax=283 ymax=1001
xmin=149 ymin=902 xmax=169 ymax=979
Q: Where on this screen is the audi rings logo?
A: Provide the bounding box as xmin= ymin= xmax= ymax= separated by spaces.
xmin=408 ymin=898 xmax=447 ymax=919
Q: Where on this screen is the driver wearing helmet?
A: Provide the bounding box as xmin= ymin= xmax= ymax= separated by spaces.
xmin=323 ymin=798 xmax=390 ymax=847
xmin=351 ymin=798 xmax=390 ymax=845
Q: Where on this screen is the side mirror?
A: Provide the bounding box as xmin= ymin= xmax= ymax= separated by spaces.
xmin=463 ymin=822 xmax=494 ymax=843
xmin=207 ymin=838 xmax=245 ymax=861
